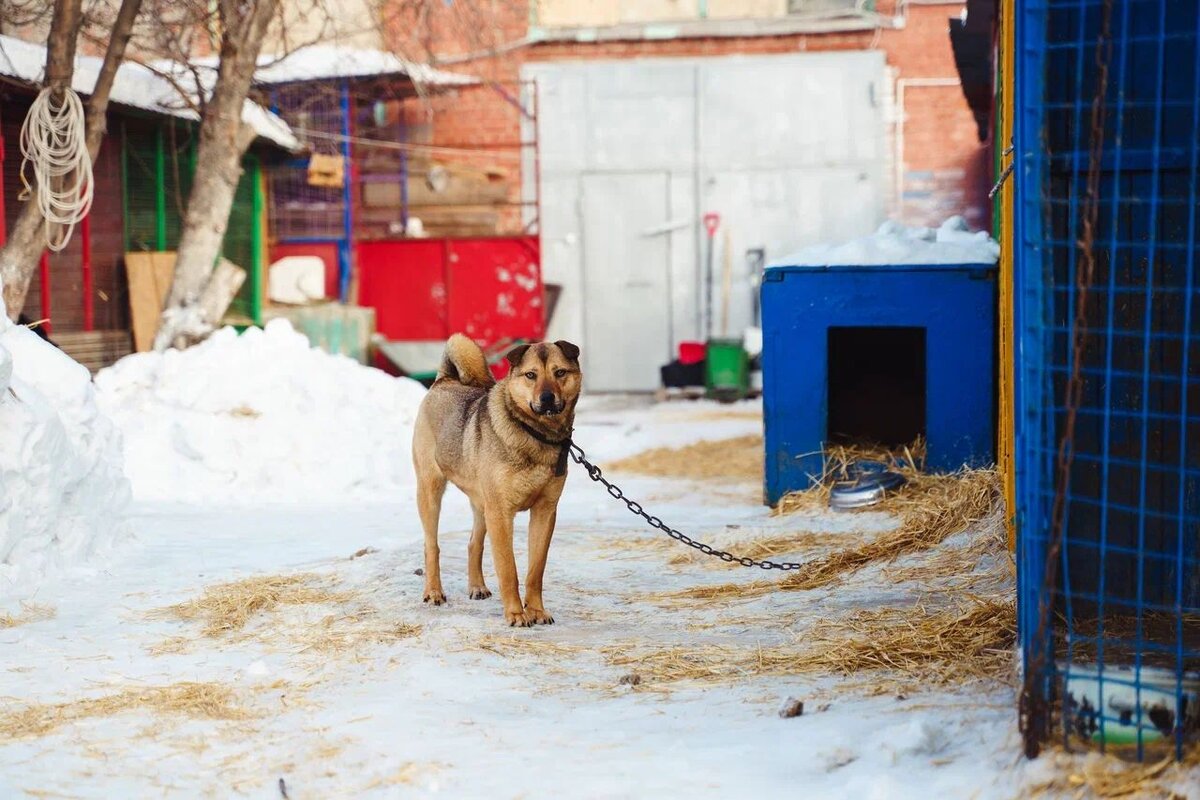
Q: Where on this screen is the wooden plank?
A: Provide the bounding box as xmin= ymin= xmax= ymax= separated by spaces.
xmin=125 ymin=251 xmax=175 ymax=352
xmin=53 ymin=330 xmax=134 ymax=373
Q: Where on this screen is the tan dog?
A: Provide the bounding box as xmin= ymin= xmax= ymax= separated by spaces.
xmin=411 ymin=334 xmax=582 ymax=626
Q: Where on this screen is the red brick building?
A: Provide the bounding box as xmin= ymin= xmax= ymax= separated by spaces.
xmin=393 ymin=0 xmax=990 ymax=230
xmin=376 ymin=0 xmax=993 ymax=391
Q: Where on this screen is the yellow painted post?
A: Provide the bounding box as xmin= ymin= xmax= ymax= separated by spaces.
xmin=998 ymin=0 xmax=1017 ymax=549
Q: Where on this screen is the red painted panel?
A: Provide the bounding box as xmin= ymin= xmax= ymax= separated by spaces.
xmin=446 ymin=237 xmax=544 ymax=346
xmin=269 ymin=241 xmax=340 ymax=300
xmin=357 ymin=239 xmax=447 ymax=340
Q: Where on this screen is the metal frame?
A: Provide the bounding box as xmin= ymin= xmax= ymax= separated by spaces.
xmin=1015 ymin=0 xmax=1200 ymax=762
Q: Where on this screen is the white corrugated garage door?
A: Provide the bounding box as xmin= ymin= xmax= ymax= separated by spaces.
xmin=523 ymin=51 xmax=889 ymax=392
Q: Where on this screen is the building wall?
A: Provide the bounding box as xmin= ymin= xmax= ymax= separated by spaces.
xmin=414 ymin=0 xmax=988 ymax=231
xmin=533 ymin=0 xmax=790 ymax=27
xmin=1 ymin=93 xmax=128 ymax=332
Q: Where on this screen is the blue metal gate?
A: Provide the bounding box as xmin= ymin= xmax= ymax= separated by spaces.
xmin=1015 ymin=0 xmax=1200 ymax=761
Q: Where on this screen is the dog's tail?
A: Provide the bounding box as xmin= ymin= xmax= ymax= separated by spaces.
xmin=437 ymin=333 xmax=495 ymax=388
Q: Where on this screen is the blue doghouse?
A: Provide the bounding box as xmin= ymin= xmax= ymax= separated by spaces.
xmin=761 ymin=260 xmax=996 ymax=505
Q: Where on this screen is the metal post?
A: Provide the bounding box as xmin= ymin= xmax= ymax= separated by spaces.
xmin=250 ymin=156 xmax=264 ymax=326
xmin=39 ymin=252 xmax=51 ymax=334
xmin=82 ymin=214 xmax=93 ymax=331
xmin=154 ymin=124 xmax=167 ymax=250
xmin=339 ymin=80 xmax=353 ymax=302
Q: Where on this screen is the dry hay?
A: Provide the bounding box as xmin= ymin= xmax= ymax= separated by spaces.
xmin=1030 ymin=747 xmax=1200 ymax=799
xmin=605 ymin=595 xmax=1015 ymax=688
xmin=606 ymin=434 xmax=763 ymax=481
xmin=296 ymin=610 xmax=421 ymax=654
xmin=0 ymin=682 xmax=255 ymax=741
xmin=663 ymin=455 xmax=1000 ymax=602
xmin=474 ymin=634 xmax=588 ymax=659
xmin=156 ymin=573 xmax=351 ymax=637
xmin=615 ymin=530 xmax=844 ymax=568
xmin=0 ymin=603 xmax=55 ymax=629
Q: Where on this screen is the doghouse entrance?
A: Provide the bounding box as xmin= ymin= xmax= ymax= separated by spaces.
xmin=827 ymin=326 xmax=926 ymax=447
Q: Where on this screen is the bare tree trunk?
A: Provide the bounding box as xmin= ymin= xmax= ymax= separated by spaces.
xmin=0 ymin=0 xmax=144 ymax=322
xmin=0 ymin=0 xmax=83 ymax=320
xmin=153 ymin=0 xmax=279 ymax=351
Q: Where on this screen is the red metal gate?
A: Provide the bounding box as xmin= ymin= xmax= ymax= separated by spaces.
xmin=358 ymin=236 xmax=543 ymax=348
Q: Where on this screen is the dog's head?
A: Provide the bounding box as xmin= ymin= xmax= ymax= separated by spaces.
xmin=504 ymin=341 xmax=582 ymax=418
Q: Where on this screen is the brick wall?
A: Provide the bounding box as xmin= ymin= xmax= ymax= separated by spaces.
xmin=389 ymin=0 xmax=991 ymax=231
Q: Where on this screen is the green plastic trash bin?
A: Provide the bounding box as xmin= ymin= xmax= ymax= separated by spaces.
xmin=705 ymin=338 xmax=749 ymax=403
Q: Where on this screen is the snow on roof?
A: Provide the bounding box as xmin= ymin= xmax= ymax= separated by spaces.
xmin=0 ymin=34 xmax=299 ymax=152
xmin=194 ymin=44 xmax=477 ymax=88
xmin=769 ymin=216 xmax=1001 ymax=268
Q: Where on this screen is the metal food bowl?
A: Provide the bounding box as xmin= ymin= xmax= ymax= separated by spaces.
xmin=828 ymin=460 xmax=907 ymax=510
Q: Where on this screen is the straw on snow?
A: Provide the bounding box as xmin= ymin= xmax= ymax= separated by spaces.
xmin=0 ymin=603 xmax=55 ymax=629
xmin=0 ymin=682 xmax=258 ymax=740
xmin=661 ymin=449 xmax=1000 ymax=601
xmin=606 ymin=434 xmax=764 ymax=481
xmin=605 ymin=597 xmax=1016 ymax=687
xmin=156 ymin=573 xmax=352 ymax=637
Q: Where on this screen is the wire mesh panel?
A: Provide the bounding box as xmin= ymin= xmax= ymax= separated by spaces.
xmin=269 ymin=85 xmax=346 ymax=240
xmin=122 ymin=117 xmax=264 ymax=325
xmin=1016 ymin=0 xmax=1200 ymax=761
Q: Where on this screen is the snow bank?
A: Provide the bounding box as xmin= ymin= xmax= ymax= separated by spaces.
xmin=770 ymin=216 xmax=1000 ymax=268
xmin=95 ymin=320 xmax=427 ymax=506
xmin=0 ymin=320 xmax=130 ymax=602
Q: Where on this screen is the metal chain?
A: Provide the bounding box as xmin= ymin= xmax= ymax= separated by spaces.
xmin=568 ymin=442 xmax=806 ymax=571
xmin=988 ymin=141 xmax=1016 ymax=199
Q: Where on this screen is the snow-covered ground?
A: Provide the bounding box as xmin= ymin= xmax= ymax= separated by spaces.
xmin=1 ymin=327 xmax=1193 ymax=799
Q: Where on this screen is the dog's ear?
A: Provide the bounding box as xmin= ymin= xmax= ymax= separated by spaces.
xmin=555 ymin=340 xmax=581 ymax=362
xmin=505 ymin=343 xmax=532 ymax=367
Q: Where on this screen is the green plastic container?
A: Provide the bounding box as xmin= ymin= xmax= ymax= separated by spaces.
xmin=705 ymin=338 xmax=749 ymax=403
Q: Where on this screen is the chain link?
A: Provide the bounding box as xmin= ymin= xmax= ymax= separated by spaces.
xmin=568 ymin=442 xmax=806 ymax=571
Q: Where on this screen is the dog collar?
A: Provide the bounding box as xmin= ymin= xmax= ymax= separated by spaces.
xmin=515 ymin=420 xmax=572 ymax=477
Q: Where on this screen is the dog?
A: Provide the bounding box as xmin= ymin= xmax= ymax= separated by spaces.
xmin=411 ymin=334 xmax=582 ymax=627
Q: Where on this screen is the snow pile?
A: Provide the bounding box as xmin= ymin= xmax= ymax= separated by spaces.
xmin=95 ymin=320 xmax=428 ymax=505
xmin=770 ymin=216 xmax=1000 ymax=268
xmin=0 ymin=320 xmax=130 ymax=602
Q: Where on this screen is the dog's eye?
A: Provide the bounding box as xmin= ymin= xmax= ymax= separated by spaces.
xmin=554 ymin=369 xmax=568 ymax=379
xmin=524 ymin=371 xmax=537 ymax=380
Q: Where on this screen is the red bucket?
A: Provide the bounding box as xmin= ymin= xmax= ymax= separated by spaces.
xmin=678 ymin=341 xmax=706 ymax=365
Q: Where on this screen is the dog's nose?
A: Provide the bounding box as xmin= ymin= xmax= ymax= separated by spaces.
xmin=539 ymin=391 xmax=556 ymax=408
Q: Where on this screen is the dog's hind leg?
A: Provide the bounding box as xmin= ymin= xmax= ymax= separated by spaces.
xmin=416 ymin=467 xmax=448 ymax=605
xmin=523 ymin=492 xmax=561 ymax=625
xmin=467 ymin=501 xmax=492 ymax=600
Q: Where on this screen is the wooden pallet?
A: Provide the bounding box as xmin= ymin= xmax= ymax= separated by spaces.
xmin=53 ymin=331 xmax=133 ymax=374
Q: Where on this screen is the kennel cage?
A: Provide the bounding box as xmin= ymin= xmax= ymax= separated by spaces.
xmin=760 ymin=262 xmax=997 ymax=505
xmin=1014 ymin=0 xmax=1200 ymax=761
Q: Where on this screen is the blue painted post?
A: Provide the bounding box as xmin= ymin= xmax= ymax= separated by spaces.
xmin=339 ymin=80 xmax=353 ymax=302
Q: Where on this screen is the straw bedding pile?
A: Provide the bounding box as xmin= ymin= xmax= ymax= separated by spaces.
xmin=0 ymin=682 xmax=254 ymax=740
xmin=606 ymin=435 xmax=763 ymax=481
xmin=666 ymin=456 xmax=1000 ymax=602
xmin=158 ymin=573 xmax=351 ymax=637
xmin=1029 ymin=748 xmax=1200 ymax=799
xmin=0 ymin=603 xmax=55 ymax=629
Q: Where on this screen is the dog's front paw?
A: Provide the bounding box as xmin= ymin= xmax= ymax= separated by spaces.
xmin=468 ymin=585 xmax=492 ymax=600
xmin=504 ymin=609 xmax=532 ymax=627
xmin=423 ymin=587 xmax=447 ymax=605
xmin=524 ymin=607 xmax=554 ymax=625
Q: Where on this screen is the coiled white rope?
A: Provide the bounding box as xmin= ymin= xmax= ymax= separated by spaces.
xmin=18 ymin=86 xmax=94 ymax=252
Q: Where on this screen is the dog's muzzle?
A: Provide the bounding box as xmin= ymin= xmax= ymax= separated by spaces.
xmin=531 ymin=392 xmax=563 ymax=416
